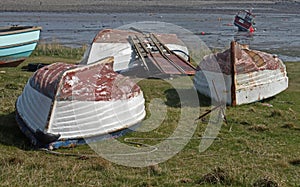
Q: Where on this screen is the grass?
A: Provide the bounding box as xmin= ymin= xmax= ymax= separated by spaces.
xmin=0 ymin=45 xmax=299 ymax=186
xmin=32 ymin=42 xmax=88 ymax=60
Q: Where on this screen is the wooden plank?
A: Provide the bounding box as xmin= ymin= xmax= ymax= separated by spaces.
xmin=150 ymin=34 xmax=191 ymax=75
xmin=128 ymin=35 xmax=149 ymax=71
xmin=135 ymin=35 xmax=150 ymax=54
xmin=167 ymin=55 xmax=196 ymax=75
xmin=149 ymin=53 xmax=182 ymax=75
xmin=129 ymin=33 xmax=196 ymax=75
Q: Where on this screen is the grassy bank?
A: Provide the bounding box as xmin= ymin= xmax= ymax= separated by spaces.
xmin=32 ymin=43 xmax=88 ymax=60
xmin=0 ymin=46 xmax=299 ymax=186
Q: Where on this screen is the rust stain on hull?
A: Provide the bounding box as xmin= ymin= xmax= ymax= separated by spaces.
xmin=194 ymin=41 xmax=288 ymax=106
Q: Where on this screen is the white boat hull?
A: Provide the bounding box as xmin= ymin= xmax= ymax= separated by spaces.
xmin=16 ymin=57 xmax=146 ymax=147
xmin=194 ymin=41 xmax=289 ymax=105
xmin=16 ymin=82 xmax=145 ymax=139
xmin=194 ymin=69 xmax=288 ymax=105
xmin=82 ymin=29 xmax=189 ymax=72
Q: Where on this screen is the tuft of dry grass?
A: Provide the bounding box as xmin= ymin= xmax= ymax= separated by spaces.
xmin=269 ymin=109 xmax=283 ymax=118
xmin=248 ymin=125 xmax=269 ymax=132
xmin=253 ymin=177 xmax=279 ymax=187
xmin=289 ymin=159 xmax=300 ymax=166
xmin=32 ymin=42 xmax=87 ymax=61
xmin=197 ymin=167 xmax=233 ymax=185
xmin=281 ymin=123 xmax=295 ymax=129
xmin=176 ymin=178 xmax=193 ymax=184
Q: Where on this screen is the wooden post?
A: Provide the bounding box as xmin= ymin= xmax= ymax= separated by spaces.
xmin=230 ymin=41 xmax=237 ymax=106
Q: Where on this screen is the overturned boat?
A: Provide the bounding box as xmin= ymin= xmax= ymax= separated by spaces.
xmin=194 ymin=41 xmax=288 ymax=106
xmin=16 ymin=57 xmax=146 ymax=149
xmin=81 ymin=29 xmax=196 ymax=76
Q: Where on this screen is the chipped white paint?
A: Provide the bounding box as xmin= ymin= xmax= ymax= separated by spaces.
xmin=49 ymin=94 xmax=145 ymax=139
xmin=16 ymin=81 xmax=146 ymax=139
xmin=194 ymin=41 xmax=289 ymax=105
xmin=85 ymin=43 xmax=132 ymax=71
xmin=16 ymin=81 xmax=52 ymax=132
xmin=194 ymin=68 xmax=288 ymax=105
xmin=235 ymin=69 xmax=288 ymax=105
xmin=16 ymin=58 xmax=146 ymax=141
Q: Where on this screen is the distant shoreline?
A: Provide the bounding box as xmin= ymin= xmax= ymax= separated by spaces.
xmin=0 ymin=0 xmax=299 ymax=14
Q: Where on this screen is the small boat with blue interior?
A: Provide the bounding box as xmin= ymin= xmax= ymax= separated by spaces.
xmin=0 ymin=25 xmax=42 ymax=67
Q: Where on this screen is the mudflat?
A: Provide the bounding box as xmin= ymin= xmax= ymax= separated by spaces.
xmin=0 ymin=0 xmax=299 ymax=14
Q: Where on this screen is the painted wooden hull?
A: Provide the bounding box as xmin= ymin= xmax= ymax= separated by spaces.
xmin=0 ymin=26 xmax=41 ymax=67
xmin=234 ymin=16 xmax=254 ymax=32
xmin=194 ymin=41 xmax=288 ymax=105
xmin=233 ymin=10 xmax=255 ymax=32
xmin=16 ymin=57 xmax=146 ymax=148
xmin=81 ymin=29 xmax=190 ymax=72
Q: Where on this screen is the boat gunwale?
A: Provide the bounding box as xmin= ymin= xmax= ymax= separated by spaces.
xmin=0 ymin=26 xmax=42 ymax=36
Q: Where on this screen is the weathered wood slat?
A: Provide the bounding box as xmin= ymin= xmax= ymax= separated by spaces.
xmin=129 ymin=32 xmax=196 ymax=75
xmin=128 ymin=35 xmax=149 ymax=71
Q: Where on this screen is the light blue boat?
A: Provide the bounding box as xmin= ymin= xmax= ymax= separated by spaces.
xmin=0 ymin=26 xmax=42 ymax=67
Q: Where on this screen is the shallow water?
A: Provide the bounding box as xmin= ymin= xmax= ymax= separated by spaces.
xmin=1 ymin=11 xmax=299 ymax=61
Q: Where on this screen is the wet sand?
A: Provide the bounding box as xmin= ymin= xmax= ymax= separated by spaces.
xmin=1 ymin=1 xmax=299 ymax=61
xmin=0 ymin=0 xmax=299 ymax=14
